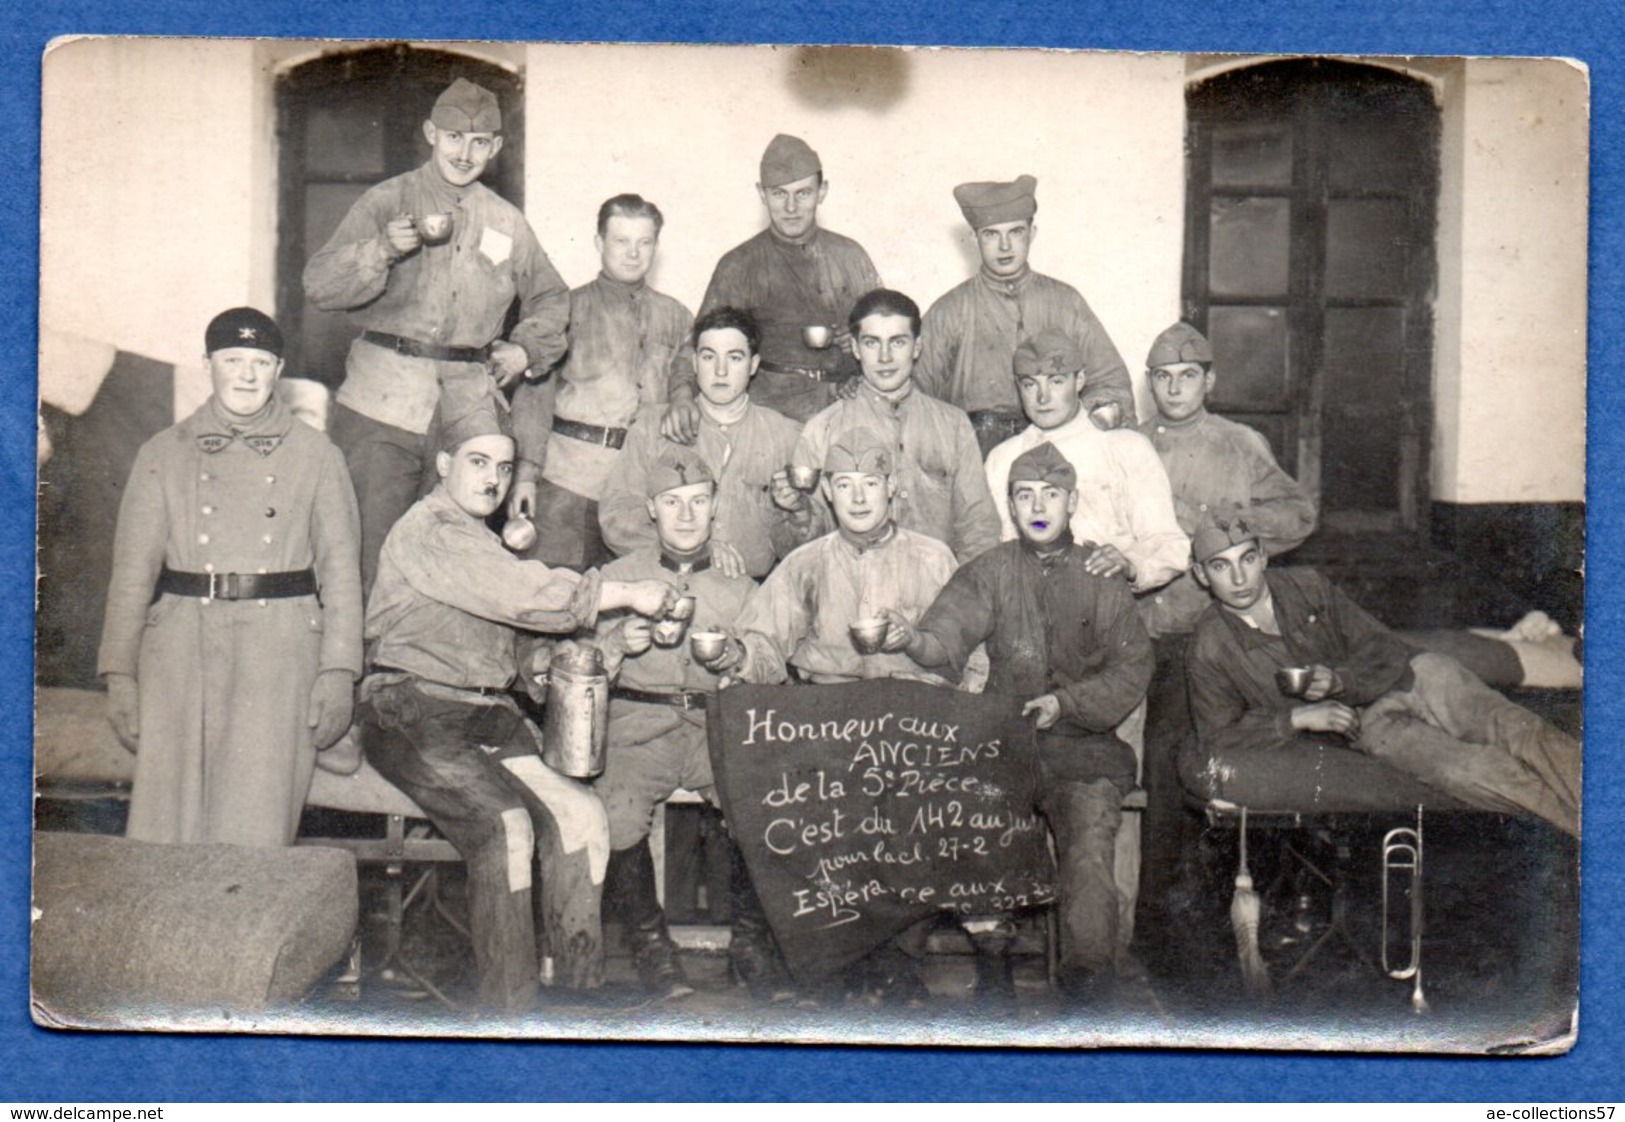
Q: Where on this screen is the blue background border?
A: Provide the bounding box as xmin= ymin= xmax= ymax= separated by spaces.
xmin=5 ymin=0 xmax=1621 ymax=1102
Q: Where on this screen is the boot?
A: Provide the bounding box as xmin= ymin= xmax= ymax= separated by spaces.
xmin=854 ymin=917 xmax=933 ymax=1009
xmin=613 ymin=841 xmax=693 ymax=1000
xmin=1056 ymin=962 xmax=1117 ymax=1008
xmin=969 ymin=923 xmax=1017 ymax=1010
xmin=866 ymin=945 xmax=929 ymax=1009
xmin=601 ymin=843 xmax=637 ymax=926
xmin=726 ymin=834 xmax=795 ymax=1002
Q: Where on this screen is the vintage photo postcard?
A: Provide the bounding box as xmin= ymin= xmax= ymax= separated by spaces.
xmin=32 ymin=37 xmax=1586 ymax=1055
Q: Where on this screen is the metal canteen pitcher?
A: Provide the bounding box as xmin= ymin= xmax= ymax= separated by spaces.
xmin=541 ymin=645 xmax=608 ymax=778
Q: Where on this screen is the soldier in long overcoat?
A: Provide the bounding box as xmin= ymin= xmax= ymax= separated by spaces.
xmin=98 ymin=308 xmax=363 ymax=846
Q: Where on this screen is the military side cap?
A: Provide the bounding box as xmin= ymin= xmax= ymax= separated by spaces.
xmin=439 ymin=394 xmax=512 ymax=453
xmin=646 ymin=445 xmax=717 ymax=498
xmin=205 ymin=307 xmax=284 ymax=358
xmin=953 ymin=174 xmax=1037 ymax=229
xmin=759 ymin=133 xmax=821 ymax=188
xmin=1191 ymin=516 xmax=1259 ymax=564
xmin=1007 ymin=441 xmax=1077 ymax=493
xmin=1147 ymin=322 xmax=1214 ymax=368
xmin=431 ymin=78 xmax=502 ymax=133
xmin=1013 ymin=328 xmax=1086 ymax=379
xmin=824 ymin=426 xmax=893 ymax=476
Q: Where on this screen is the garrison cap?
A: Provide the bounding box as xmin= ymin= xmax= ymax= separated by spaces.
xmin=824 ymin=426 xmax=893 ymax=477
xmin=953 ymin=174 xmax=1038 ymax=230
xmin=1191 ymin=516 xmax=1259 ymax=564
xmin=646 ymin=445 xmax=717 ymax=498
xmin=205 ymin=307 xmax=284 ymax=358
xmin=759 ymin=134 xmax=821 ymax=188
xmin=1013 ymin=328 xmax=1086 ymax=380
xmin=1007 ymin=441 xmax=1077 ymax=494
xmin=439 ymin=394 xmax=512 ymax=453
xmin=431 ymin=78 xmax=502 ymax=133
xmin=1147 ymin=322 xmax=1214 ymax=368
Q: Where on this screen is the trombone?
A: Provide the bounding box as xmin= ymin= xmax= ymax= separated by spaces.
xmin=1381 ymin=804 xmax=1430 ymax=1014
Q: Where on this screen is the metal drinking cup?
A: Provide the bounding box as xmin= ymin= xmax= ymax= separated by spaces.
xmin=501 ymin=515 xmax=537 ymax=552
xmin=849 ymin=617 xmax=890 ymax=655
xmin=652 ymin=617 xmax=690 ymax=648
xmin=418 ymin=212 xmax=454 ymax=245
xmin=690 ymin=629 xmax=729 ymax=664
xmin=787 ymin=464 xmax=821 ymax=491
xmin=1275 ymin=666 xmax=1314 ymax=698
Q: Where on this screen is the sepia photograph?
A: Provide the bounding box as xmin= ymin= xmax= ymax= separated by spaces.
xmin=31 ymin=36 xmax=1588 ymax=1062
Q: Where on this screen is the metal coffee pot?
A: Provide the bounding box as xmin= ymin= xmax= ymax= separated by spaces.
xmin=540 ymin=645 xmax=608 ymax=778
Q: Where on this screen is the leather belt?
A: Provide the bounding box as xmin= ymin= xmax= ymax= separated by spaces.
xmin=759 ymin=360 xmax=838 ymax=382
xmin=552 ymin=416 xmax=628 ymax=450
xmin=157 ymin=566 xmax=316 ymax=602
xmin=362 ymin=330 xmax=491 ymax=365
xmin=370 ymin=667 xmax=508 ymax=699
xmin=611 ymin=686 xmax=709 ymax=711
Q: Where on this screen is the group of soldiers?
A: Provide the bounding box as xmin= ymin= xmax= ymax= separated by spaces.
xmin=98 ymin=77 xmax=1582 ymax=1016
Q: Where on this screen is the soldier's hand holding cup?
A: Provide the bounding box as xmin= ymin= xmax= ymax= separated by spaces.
xmin=690 ymin=627 xmax=742 ymax=673
xmin=385 ymin=215 xmax=423 ymax=259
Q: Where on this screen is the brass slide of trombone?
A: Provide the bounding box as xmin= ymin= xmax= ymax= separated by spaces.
xmin=1381 ymin=804 xmax=1430 ymax=1015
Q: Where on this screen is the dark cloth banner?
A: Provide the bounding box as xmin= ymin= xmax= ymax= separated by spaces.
xmin=707 ymin=679 xmax=1054 ymax=982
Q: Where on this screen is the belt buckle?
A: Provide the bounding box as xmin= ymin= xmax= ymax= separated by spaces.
xmin=206 ymin=572 xmax=239 ymax=601
xmin=393 ymin=335 xmax=414 ymax=357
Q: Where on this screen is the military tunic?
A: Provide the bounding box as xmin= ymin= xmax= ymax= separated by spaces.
xmin=671 ymin=228 xmax=882 ymax=422
xmin=304 ymin=162 xmax=570 ymax=435
xmin=1137 ymin=410 xmax=1317 ymax=638
xmin=360 ymin=485 xmax=610 ymax=1003
xmin=791 ymin=382 xmax=1001 ymax=565
xmin=511 ymin=273 xmax=693 ymax=498
xmin=734 ymin=527 xmax=957 ymax=685
xmin=302 ymin=161 xmax=570 ymax=589
xmin=913 ymin=534 xmax=1155 ymax=977
xmin=916 ymin=269 xmax=1136 ymax=423
xmin=985 ymin=409 xmax=1189 ymax=594
xmin=1186 ymin=569 xmax=1580 ymax=837
xmin=1131 ymin=408 xmax=1315 ymax=932
xmin=916 ymin=537 xmax=1153 ymax=787
xmin=590 ymin=548 xmax=755 ymax=850
xmin=598 ymin=402 xmax=805 ymax=578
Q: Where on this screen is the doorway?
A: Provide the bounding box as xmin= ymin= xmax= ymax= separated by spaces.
xmin=275 ymin=45 xmax=524 ymax=388
xmin=1183 ymin=59 xmax=1440 ymax=536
